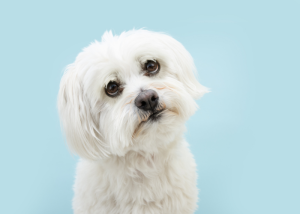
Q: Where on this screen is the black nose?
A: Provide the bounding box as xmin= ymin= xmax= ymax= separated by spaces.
xmin=135 ymin=89 xmax=159 ymax=111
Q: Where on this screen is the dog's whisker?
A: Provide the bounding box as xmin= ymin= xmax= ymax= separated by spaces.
xmin=154 ymin=86 xmax=166 ymax=90
xmin=163 ymin=85 xmax=181 ymax=95
xmin=159 ymin=102 xmax=164 ymax=111
xmin=133 ymin=111 xmax=151 ymax=138
xmin=139 ymin=111 xmax=145 ymax=121
xmin=141 ymin=112 xmax=150 ymax=122
xmin=132 ymin=123 xmax=143 ymax=139
xmin=133 ymin=124 xmax=144 ymax=138
xmin=137 ymin=111 xmax=141 ymax=124
xmin=122 ymin=98 xmax=134 ymax=109
xmin=167 ymin=108 xmax=179 ymax=115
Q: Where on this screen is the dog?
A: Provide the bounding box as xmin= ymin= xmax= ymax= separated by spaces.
xmin=58 ymin=29 xmax=208 ymax=214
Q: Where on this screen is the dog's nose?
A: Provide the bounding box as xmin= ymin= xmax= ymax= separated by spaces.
xmin=135 ymin=89 xmax=159 ymax=111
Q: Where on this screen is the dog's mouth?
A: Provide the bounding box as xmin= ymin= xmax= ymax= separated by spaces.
xmin=136 ymin=102 xmax=166 ymax=124
xmin=148 ymin=109 xmax=165 ymax=121
xmin=133 ymin=101 xmax=170 ymax=138
xmin=133 ymin=109 xmax=165 ymax=138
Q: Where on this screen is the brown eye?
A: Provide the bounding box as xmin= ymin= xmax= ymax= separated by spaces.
xmin=145 ymin=60 xmax=160 ymax=75
xmin=105 ymin=81 xmax=120 ymax=97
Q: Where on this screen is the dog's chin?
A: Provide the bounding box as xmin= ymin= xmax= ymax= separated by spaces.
xmin=133 ymin=108 xmax=179 ymax=139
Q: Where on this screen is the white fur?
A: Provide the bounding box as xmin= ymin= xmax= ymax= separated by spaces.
xmin=58 ymin=29 xmax=208 ymax=214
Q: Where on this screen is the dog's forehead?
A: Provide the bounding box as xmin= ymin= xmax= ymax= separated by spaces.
xmin=79 ymin=30 xmax=182 ymax=91
xmin=98 ymin=33 xmax=170 ymax=81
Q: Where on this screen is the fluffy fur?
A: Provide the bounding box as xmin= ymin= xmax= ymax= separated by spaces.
xmin=58 ymin=29 xmax=208 ymax=214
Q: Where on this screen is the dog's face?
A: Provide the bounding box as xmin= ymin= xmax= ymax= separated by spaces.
xmin=58 ymin=30 xmax=208 ymax=160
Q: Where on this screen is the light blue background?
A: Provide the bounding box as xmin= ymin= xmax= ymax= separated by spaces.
xmin=0 ymin=0 xmax=299 ymax=213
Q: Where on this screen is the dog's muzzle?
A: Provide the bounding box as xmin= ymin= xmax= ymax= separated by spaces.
xmin=135 ymin=89 xmax=159 ymax=111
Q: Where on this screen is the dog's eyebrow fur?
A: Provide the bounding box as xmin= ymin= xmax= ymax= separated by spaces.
xmin=138 ymin=55 xmax=157 ymax=65
xmin=102 ymin=71 xmax=121 ymax=88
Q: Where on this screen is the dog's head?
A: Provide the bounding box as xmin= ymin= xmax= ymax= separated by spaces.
xmin=58 ymin=30 xmax=208 ymax=160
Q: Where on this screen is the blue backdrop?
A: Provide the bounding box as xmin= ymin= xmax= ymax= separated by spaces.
xmin=1 ymin=0 xmax=299 ymax=213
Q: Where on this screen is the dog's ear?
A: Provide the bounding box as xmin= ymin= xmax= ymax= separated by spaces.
xmin=57 ymin=65 xmax=109 ymax=160
xmin=163 ymin=34 xmax=209 ymax=99
xmin=177 ymin=61 xmax=209 ymax=99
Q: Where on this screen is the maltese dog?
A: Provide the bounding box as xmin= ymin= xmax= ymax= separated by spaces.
xmin=58 ymin=29 xmax=208 ymax=214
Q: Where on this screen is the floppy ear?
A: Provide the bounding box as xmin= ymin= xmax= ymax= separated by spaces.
xmin=57 ymin=65 xmax=109 ymax=160
xmin=178 ymin=62 xmax=209 ymax=99
xmin=163 ymin=34 xmax=209 ymax=99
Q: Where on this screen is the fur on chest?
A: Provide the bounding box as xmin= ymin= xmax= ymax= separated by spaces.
xmin=73 ymin=146 xmax=198 ymax=214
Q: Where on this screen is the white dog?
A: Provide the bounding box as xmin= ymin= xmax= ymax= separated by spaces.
xmin=58 ymin=29 xmax=208 ymax=214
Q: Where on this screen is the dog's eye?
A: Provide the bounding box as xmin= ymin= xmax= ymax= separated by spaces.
xmin=105 ymin=81 xmax=121 ymax=97
xmin=145 ymin=60 xmax=160 ymax=76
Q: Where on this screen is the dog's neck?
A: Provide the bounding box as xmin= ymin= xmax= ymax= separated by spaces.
xmin=98 ymin=134 xmax=184 ymax=179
